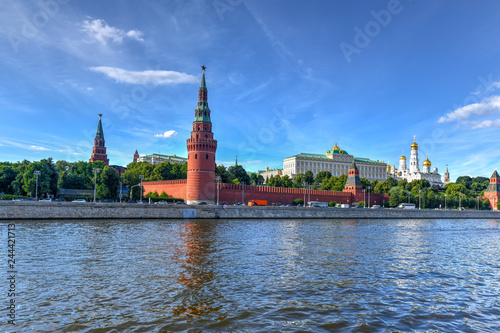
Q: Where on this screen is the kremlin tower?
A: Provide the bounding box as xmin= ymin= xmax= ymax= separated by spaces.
xmin=89 ymin=113 xmax=109 ymax=165
xmin=409 ymin=136 xmax=419 ymax=173
xmin=484 ymin=169 xmax=500 ymax=210
xmin=186 ymin=66 xmax=218 ymax=204
xmin=344 ymin=161 xmax=363 ymax=193
xmin=133 ymin=149 xmax=139 ymax=163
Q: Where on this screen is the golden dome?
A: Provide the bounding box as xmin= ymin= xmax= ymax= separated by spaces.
xmin=423 ymin=156 xmax=431 ymax=167
xmin=386 ymin=164 xmax=391 ymax=173
xmin=400 ymin=154 xmax=406 ymax=160
xmin=411 ymin=136 xmax=418 ymax=150
xmin=332 ymin=142 xmax=340 ymax=151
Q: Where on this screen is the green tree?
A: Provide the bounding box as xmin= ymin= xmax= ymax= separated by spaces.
xmin=315 ymin=171 xmax=331 ymax=186
xmin=360 ymin=177 xmax=371 ymax=189
xmin=97 ymin=166 xmax=120 ymax=199
xmin=0 ymin=165 xmax=18 ymax=194
xmin=152 ymin=162 xmax=173 ymax=180
xmin=292 ymin=198 xmax=304 ymax=206
xmin=293 ymin=173 xmax=304 ymax=188
xmin=331 ymin=174 xmax=347 ymax=191
xmin=482 ymin=199 xmax=491 ymax=210
xmin=281 ymin=175 xmax=293 ymax=188
xmin=357 ymin=201 xmax=365 ymax=207
xmin=329 ymin=201 xmax=337 ymax=207
xmin=216 ymin=165 xmax=235 ymax=183
xmin=228 ymin=165 xmax=251 ymax=185
xmin=304 ymin=171 xmax=314 ymax=185
xmin=389 ymin=192 xmax=399 ymax=207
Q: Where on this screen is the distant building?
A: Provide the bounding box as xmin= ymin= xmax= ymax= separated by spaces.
xmin=136 ymin=153 xmax=187 ymax=165
xmin=387 ymin=137 xmax=445 ymax=189
xmin=133 ymin=149 xmax=139 ymax=163
xmin=257 ymin=165 xmax=283 ymax=184
xmin=282 ymin=142 xmax=388 ymax=182
xmin=89 ymin=113 xmax=109 ymax=165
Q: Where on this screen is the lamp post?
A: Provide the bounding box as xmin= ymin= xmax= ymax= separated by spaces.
xmin=216 ymin=176 xmax=221 ymax=205
xmin=476 ymin=196 xmax=480 ymax=210
xmin=33 ymin=171 xmax=41 ymax=201
xmin=367 ymin=186 xmax=371 ymax=208
xmin=363 ymin=189 xmax=366 ymax=208
xmin=130 ymin=184 xmax=140 ymax=200
xmin=419 ymin=189 xmax=422 ymax=209
xmin=139 ymin=175 xmax=144 ymax=203
xmin=92 ymin=168 xmax=100 ymax=203
xmin=242 ymin=182 xmax=245 ymax=205
xmin=302 ymin=182 xmax=307 ymax=206
xmin=119 ymin=181 xmax=123 ymax=203
xmin=458 ymin=192 xmax=462 ymax=210
xmin=408 ymin=191 xmax=410 ymax=204
xmin=444 ymin=194 xmax=447 ymax=210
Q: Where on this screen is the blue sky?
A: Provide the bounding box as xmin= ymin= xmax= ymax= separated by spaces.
xmin=1 ymin=0 xmax=500 ymax=180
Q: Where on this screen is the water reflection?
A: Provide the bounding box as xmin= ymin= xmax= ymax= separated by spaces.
xmin=171 ymin=221 xmax=223 ymax=320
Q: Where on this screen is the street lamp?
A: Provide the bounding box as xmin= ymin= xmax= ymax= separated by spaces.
xmin=458 ymin=192 xmax=462 ymax=210
xmin=367 ymin=186 xmax=371 ymax=208
xmin=363 ymin=189 xmax=366 ymax=208
xmin=216 ymin=176 xmax=221 ymax=205
xmin=139 ymin=175 xmax=144 ymax=203
xmin=119 ymin=181 xmax=123 ymax=202
xmin=92 ymin=168 xmax=100 ymax=202
xmin=33 ymin=171 xmax=41 ymax=201
xmin=408 ymin=191 xmax=410 ymax=204
xmin=444 ymin=194 xmax=447 ymax=210
xmin=477 ymin=196 xmax=480 ymax=210
xmin=130 ymin=184 xmax=140 ymax=200
xmin=242 ymin=182 xmax=245 ymax=205
xmin=419 ymin=189 xmax=422 ymax=209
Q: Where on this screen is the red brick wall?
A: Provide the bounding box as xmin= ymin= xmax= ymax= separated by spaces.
xmin=142 ymin=180 xmax=187 ymax=199
xmin=141 ymin=181 xmax=389 ymax=206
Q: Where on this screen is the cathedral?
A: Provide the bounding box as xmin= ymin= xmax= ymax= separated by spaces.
xmin=387 ymin=136 xmax=448 ymax=189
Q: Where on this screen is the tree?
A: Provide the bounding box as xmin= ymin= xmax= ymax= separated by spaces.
xmin=357 ymin=201 xmax=365 ymax=207
xmin=281 ymin=175 xmax=293 ymax=188
xmin=329 ymin=201 xmax=337 ymax=207
xmin=228 ymin=165 xmax=251 ymax=185
xmin=216 ymin=164 xmax=235 ymax=183
xmin=360 ymin=177 xmax=371 ymax=189
xmin=482 ymin=199 xmax=491 ymax=210
xmin=292 ymin=198 xmax=304 ymax=206
xmin=331 ymin=174 xmax=347 ymax=191
xmin=0 ymin=165 xmax=18 ymax=194
xmin=304 ymin=171 xmax=314 ymax=185
xmin=315 ymin=171 xmax=331 ymax=186
xmin=97 ymin=166 xmax=120 ymax=199
xmin=293 ymin=173 xmax=304 ymax=188
xmin=152 ymin=162 xmax=173 ymax=180
xmin=389 ymin=192 xmax=399 ymax=207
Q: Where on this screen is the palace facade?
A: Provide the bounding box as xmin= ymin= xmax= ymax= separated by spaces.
xmin=282 ymin=143 xmax=388 ymax=182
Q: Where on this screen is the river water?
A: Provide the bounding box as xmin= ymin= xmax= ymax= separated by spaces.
xmin=3 ymin=219 xmax=500 ymax=332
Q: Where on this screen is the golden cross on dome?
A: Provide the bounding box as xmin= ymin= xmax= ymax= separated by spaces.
xmin=413 ymin=135 xmax=416 ymax=142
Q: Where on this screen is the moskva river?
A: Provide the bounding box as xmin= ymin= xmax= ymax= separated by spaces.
xmin=3 ymin=219 xmax=500 ymax=332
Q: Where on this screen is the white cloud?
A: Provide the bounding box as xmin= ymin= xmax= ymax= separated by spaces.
xmin=90 ymin=66 xmax=198 ymax=85
xmin=29 ymin=145 xmax=50 ymax=151
xmin=81 ymin=19 xmax=144 ymax=45
xmin=469 ymin=119 xmax=500 ymax=129
xmin=155 ymin=130 xmax=178 ymax=138
xmin=438 ymin=95 xmax=500 ymax=123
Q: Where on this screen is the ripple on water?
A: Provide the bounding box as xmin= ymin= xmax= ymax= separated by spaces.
xmin=5 ymin=218 xmax=500 ymax=332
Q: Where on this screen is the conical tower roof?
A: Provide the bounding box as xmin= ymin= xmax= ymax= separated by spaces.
xmin=491 ymin=169 xmax=499 ymax=178
xmin=194 ymin=65 xmax=211 ymax=123
xmin=95 ymin=113 xmax=104 ymax=141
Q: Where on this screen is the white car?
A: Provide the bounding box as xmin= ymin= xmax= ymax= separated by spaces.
xmin=72 ymin=199 xmax=86 ymax=203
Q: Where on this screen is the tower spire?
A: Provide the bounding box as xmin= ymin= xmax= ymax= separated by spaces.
xmin=89 ymin=113 xmax=109 ymax=165
xmin=195 ymin=65 xmax=210 ymax=122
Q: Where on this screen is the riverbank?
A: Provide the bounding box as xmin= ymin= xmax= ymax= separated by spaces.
xmin=1 ymin=201 xmax=499 ymax=220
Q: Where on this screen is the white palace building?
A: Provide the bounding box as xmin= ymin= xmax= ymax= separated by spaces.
xmin=387 ymin=136 xmax=448 ymax=189
xmin=282 ymin=143 xmax=388 ymax=182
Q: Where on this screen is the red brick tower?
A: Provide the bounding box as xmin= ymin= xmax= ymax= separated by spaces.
xmin=186 ymin=66 xmax=217 ymax=204
xmin=344 ymin=161 xmax=363 ymax=193
xmin=133 ymin=149 xmax=139 ymax=163
xmin=484 ymin=169 xmax=500 ymax=210
xmin=89 ymin=113 xmax=109 ymax=165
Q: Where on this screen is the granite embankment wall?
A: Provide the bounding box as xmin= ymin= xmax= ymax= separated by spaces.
xmin=1 ymin=202 xmax=500 ymax=220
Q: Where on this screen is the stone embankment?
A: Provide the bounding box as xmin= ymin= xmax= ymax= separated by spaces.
xmin=1 ymin=201 xmax=499 ymax=220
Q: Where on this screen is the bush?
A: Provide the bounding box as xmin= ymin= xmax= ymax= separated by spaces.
xmin=357 ymin=201 xmax=365 ymax=207
xmin=160 ymin=191 xmax=168 ymax=198
xmin=0 ymin=194 xmax=27 ymax=200
xmin=292 ymin=198 xmax=304 ymax=206
xmin=328 ymin=201 xmax=337 ymax=207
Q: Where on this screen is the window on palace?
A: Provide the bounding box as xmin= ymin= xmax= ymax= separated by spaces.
xmin=195 ymin=154 xmax=198 ymax=159
xmin=206 ymin=154 xmax=208 ymax=159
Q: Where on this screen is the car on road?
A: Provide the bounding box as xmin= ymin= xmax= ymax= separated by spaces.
xmin=72 ymin=199 xmax=86 ymax=202
xmin=175 ymin=201 xmax=186 ymax=205
xmin=156 ymin=200 xmax=168 ymax=204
